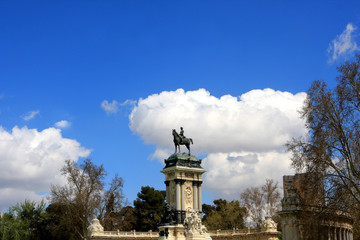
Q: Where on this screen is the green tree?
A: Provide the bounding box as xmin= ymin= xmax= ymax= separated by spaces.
xmin=0 ymin=200 xmax=47 ymax=240
xmin=202 ymin=199 xmax=246 ymax=230
xmin=44 ymin=202 xmax=80 ymax=240
xmin=133 ymin=186 xmax=166 ymax=231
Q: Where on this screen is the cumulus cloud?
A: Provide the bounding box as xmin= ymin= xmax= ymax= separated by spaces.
xmin=55 ymin=120 xmax=71 ymax=129
xmin=129 ymin=88 xmax=307 ymax=198
xmin=23 ymin=110 xmax=40 ymax=121
xmin=328 ymin=23 xmax=359 ymax=63
xmin=202 ymin=151 xmax=292 ymax=199
xmin=101 ymin=99 xmax=136 ymax=115
xmin=0 ymin=126 xmax=90 ymax=211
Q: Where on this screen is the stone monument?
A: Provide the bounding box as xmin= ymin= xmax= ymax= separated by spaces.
xmin=87 ymin=218 xmax=104 ymax=237
xmin=158 ymin=128 xmax=211 ymax=240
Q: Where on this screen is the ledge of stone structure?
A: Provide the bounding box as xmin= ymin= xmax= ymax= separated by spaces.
xmin=164 ymin=153 xmax=202 ymax=169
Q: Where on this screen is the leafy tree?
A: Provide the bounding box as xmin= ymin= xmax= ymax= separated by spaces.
xmin=45 ymin=202 xmax=80 ymax=240
xmin=286 ymin=55 xmax=360 ymax=238
xmin=201 ymin=203 xmax=215 ymax=223
xmin=240 ymin=179 xmax=281 ymax=228
xmin=117 ymin=206 xmax=136 ymax=231
xmin=202 ymin=199 xmax=246 ymax=230
xmin=50 ymin=159 xmax=127 ymax=239
xmin=133 ymin=186 xmax=166 ymax=231
xmin=0 ymin=200 xmax=47 ymax=240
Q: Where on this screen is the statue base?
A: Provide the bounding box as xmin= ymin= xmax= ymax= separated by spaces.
xmin=158 ymin=225 xmax=211 ymax=240
xmin=159 ymin=225 xmax=186 ymax=240
xmin=185 ymin=231 xmax=212 ymax=240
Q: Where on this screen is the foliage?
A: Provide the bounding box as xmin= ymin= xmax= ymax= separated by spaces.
xmin=286 ymin=55 xmax=360 ymax=238
xmin=202 ymin=199 xmax=246 ymax=230
xmin=133 ymin=186 xmax=166 ymax=231
xmin=240 ymin=179 xmax=281 ymax=228
xmin=50 ymin=159 xmax=127 ymax=239
xmin=44 ymin=202 xmax=81 ymax=240
xmin=287 ymin=55 xmax=360 ymax=210
xmin=0 ymin=200 xmax=47 ymax=240
xmin=117 ymin=206 xmax=137 ymax=231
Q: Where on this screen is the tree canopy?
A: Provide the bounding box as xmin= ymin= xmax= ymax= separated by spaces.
xmin=202 ymin=199 xmax=246 ymax=230
xmin=0 ymin=200 xmax=48 ymax=240
xmin=133 ymin=186 xmax=166 ymax=231
xmin=287 ymin=55 xmax=360 ymax=211
xmin=50 ymin=159 xmax=127 ymax=239
xmin=240 ymin=179 xmax=281 ymax=228
xmin=287 ymin=54 xmax=360 ymax=238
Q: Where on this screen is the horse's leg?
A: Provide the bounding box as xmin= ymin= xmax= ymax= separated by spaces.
xmin=174 ymin=143 xmax=177 ymax=153
xmin=186 ymin=144 xmax=190 ymax=155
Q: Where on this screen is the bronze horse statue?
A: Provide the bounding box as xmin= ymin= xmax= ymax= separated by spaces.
xmin=172 ymin=129 xmax=193 ymax=155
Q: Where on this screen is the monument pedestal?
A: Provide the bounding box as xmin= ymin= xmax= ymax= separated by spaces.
xmin=158 ymin=225 xmax=186 ymax=240
xmin=159 ymin=153 xmax=211 ymax=240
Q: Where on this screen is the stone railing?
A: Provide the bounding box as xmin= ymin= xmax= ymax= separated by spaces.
xmin=88 ymin=228 xmax=280 ymax=240
xmin=207 ymin=228 xmax=258 ymax=236
xmin=209 ymin=228 xmax=279 ymax=240
xmin=87 ymin=217 xmax=280 ymax=240
xmin=88 ymin=230 xmax=159 ymax=238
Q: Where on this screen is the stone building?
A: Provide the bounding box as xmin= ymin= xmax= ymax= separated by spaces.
xmin=279 ymin=174 xmax=354 ymax=240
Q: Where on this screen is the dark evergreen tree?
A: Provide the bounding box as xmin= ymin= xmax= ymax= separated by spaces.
xmin=133 ymin=186 xmax=166 ymax=231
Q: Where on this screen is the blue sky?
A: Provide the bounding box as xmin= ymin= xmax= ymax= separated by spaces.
xmin=1 ymin=0 xmax=360 ymax=211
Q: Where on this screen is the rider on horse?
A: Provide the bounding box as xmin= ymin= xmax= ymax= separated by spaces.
xmin=172 ymin=127 xmax=193 ymax=155
xmin=179 ymin=127 xmax=186 ymax=144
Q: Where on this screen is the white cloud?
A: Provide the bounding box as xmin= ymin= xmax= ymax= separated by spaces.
xmin=129 ymin=88 xmax=307 ymax=198
xmin=55 ymin=120 xmax=71 ymax=129
xmin=23 ymin=110 xmax=40 ymax=121
xmin=0 ymin=126 xmax=90 ymax=211
xmin=328 ymin=23 xmax=359 ymax=63
xmin=101 ymin=100 xmax=119 ymax=114
xmin=101 ymin=99 xmax=136 ymax=115
xmin=202 ymin=151 xmax=292 ymax=199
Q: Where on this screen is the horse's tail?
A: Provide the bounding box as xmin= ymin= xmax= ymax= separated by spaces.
xmin=190 ymin=138 xmax=193 ymax=144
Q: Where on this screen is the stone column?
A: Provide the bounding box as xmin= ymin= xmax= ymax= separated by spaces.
xmin=175 ymin=179 xmax=181 ymax=211
xmin=165 ymin=181 xmax=170 ymax=203
xmin=198 ymin=181 xmax=203 ymax=212
xmin=341 ymin=228 xmax=344 ymax=240
xmin=334 ymin=227 xmax=337 ymax=240
xmin=181 ymin=180 xmax=185 ymax=211
xmin=180 ymin=179 xmax=186 ymax=222
xmin=193 ymin=181 xmax=198 ymax=210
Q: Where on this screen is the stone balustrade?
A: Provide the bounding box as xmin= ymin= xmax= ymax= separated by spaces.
xmin=88 ymin=228 xmax=280 ymax=240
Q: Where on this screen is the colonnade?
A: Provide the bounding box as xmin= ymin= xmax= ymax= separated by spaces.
xmin=165 ymin=179 xmax=203 ymax=223
xmin=325 ymin=226 xmax=353 ymax=240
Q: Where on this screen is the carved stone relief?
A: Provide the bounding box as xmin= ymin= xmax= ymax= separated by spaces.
xmin=170 ymin=181 xmax=176 ymax=208
xmin=184 ymin=208 xmax=203 ymax=235
xmin=185 ymin=181 xmax=193 ymax=207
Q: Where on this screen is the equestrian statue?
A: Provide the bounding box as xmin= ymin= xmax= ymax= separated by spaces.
xmin=172 ymin=127 xmax=193 ymax=155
